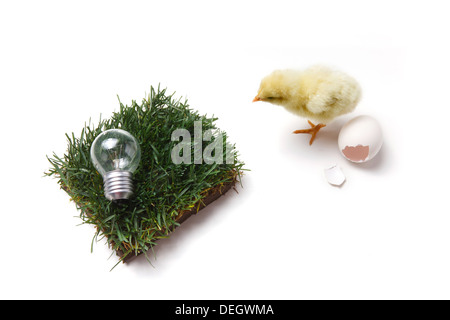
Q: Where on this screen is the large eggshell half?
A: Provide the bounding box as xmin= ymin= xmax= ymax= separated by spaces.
xmin=338 ymin=115 xmax=383 ymax=163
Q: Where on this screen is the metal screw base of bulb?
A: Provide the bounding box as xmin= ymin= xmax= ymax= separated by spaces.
xmin=103 ymin=170 xmax=134 ymax=201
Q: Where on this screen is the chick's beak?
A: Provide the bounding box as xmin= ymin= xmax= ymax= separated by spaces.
xmin=252 ymin=96 xmax=261 ymax=102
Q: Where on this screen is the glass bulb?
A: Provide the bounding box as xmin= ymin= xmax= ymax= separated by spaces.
xmin=90 ymin=129 xmax=141 ymax=201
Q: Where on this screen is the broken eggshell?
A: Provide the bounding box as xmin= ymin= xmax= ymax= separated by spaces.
xmin=324 ymin=165 xmax=346 ymax=186
xmin=338 ymin=115 xmax=383 ymax=163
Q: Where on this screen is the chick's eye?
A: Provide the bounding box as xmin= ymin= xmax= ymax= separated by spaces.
xmin=267 ymin=97 xmax=275 ymax=100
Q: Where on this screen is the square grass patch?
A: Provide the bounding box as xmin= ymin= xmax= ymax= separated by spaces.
xmin=46 ymin=86 xmax=245 ymax=268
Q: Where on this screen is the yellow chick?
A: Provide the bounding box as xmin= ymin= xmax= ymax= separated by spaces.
xmin=253 ymin=65 xmax=361 ymax=145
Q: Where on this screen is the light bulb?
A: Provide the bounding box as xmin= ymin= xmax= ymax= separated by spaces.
xmin=90 ymin=129 xmax=141 ymax=201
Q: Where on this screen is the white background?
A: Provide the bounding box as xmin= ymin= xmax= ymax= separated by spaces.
xmin=1 ymin=0 xmax=449 ymax=300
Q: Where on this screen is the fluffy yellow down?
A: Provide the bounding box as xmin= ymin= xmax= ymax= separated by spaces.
xmin=255 ymin=65 xmax=361 ymax=123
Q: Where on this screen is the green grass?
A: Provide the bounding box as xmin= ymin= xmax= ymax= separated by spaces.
xmin=46 ymin=86 xmax=245 ymax=267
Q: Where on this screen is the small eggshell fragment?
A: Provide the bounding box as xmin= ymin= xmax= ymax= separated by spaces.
xmin=338 ymin=115 xmax=383 ymax=163
xmin=324 ymin=165 xmax=346 ymax=186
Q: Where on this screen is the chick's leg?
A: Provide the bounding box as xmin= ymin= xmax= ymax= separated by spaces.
xmin=293 ymin=121 xmax=326 ymax=145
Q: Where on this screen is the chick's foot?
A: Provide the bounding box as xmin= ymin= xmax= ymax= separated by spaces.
xmin=293 ymin=121 xmax=326 ymax=145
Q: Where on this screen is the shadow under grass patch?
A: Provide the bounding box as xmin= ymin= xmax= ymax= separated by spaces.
xmin=46 ymin=86 xmax=245 ymax=268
